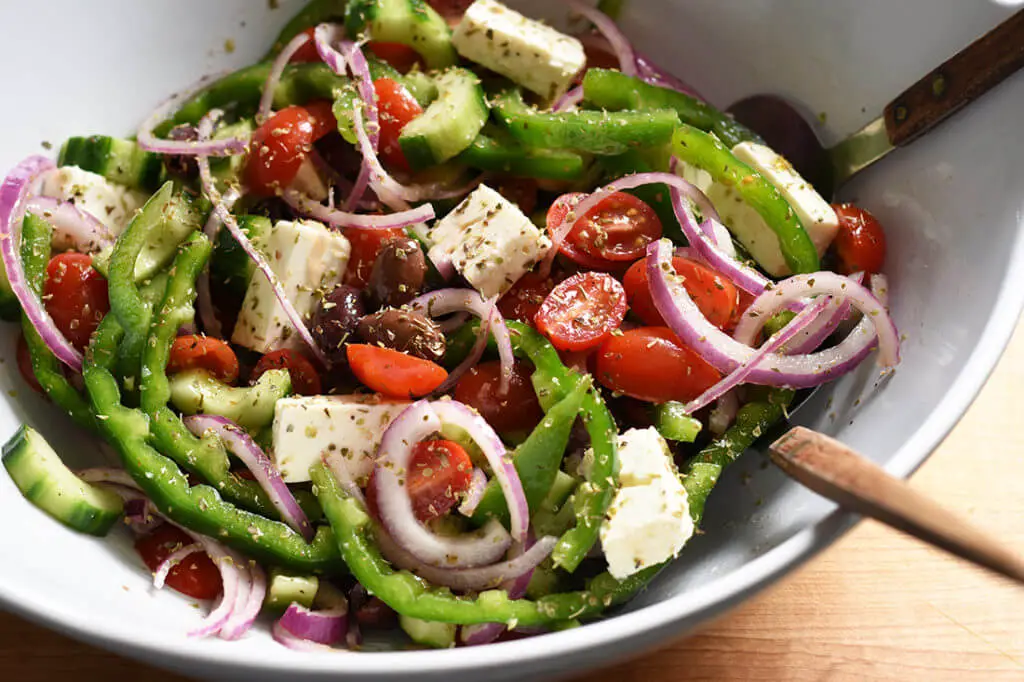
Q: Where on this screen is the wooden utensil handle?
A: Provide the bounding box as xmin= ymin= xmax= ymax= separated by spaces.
xmin=770 ymin=426 xmax=1024 ymax=585
xmin=884 ymin=9 xmax=1024 ymax=147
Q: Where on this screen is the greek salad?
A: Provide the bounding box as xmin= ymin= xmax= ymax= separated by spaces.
xmin=1 ymin=0 xmax=899 ymax=650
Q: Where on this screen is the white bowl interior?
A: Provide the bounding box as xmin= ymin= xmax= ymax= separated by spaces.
xmin=0 ymin=1 xmax=1022 ymax=680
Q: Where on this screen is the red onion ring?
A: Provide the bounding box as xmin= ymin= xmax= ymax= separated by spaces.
xmin=324 ymin=451 xmax=367 ymax=508
xmin=634 ymin=51 xmax=706 ymax=100
xmin=186 ymin=536 xmax=244 ymax=638
xmin=277 ymin=600 xmax=348 ymax=646
xmin=457 ymin=468 xmax=488 ymax=517
xmin=219 ymin=556 xmax=266 ymax=641
xmin=459 ymin=537 xmax=539 ymax=646
xmin=281 ymin=188 xmax=436 ymax=230
xmin=708 ymin=389 xmax=739 ymax=436
xmin=153 ymin=543 xmax=202 ymax=590
xmin=553 ymin=85 xmax=584 ymax=112
xmin=25 ymin=196 xmax=114 ymax=252
xmin=0 ymin=155 xmax=83 ymax=371
xmin=196 ymin=110 xmax=328 ymax=366
xmin=137 ymin=73 xmax=249 ymax=157
xmin=272 ymin=621 xmax=338 ymax=651
xmin=259 ymin=31 xmax=312 ymax=122
xmin=564 ymin=0 xmax=636 ymax=76
xmin=184 ymin=414 xmax=314 ymax=542
xmin=371 ymin=400 xmax=515 ymax=567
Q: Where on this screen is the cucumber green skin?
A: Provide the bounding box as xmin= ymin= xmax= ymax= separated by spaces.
xmin=345 ymin=0 xmax=457 ymax=69
xmin=399 ymin=615 xmax=457 ymax=649
xmin=58 ymin=136 xmax=167 ymax=192
xmin=168 ymin=369 xmax=291 ymax=431
xmin=211 ymin=214 xmax=272 ymax=298
xmin=457 ymin=130 xmax=586 ymax=181
xmin=3 ymin=425 xmax=123 ymax=536
xmin=399 ymin=69 xmax=489 ymax=170
xmin=264 ymin=570 xmax=319 ymax=611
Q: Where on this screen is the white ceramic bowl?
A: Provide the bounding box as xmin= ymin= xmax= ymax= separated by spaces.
xmin=1 ymin=1 xmax=1022 ymax=680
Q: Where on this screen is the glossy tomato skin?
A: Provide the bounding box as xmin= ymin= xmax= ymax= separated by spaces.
xmin=346 ymin=344 xmax=448 ymax=398
xmin=43 ymin=253 xmax=109 ymax=350
xmin=831 ymin=204 xmax=887 ymax=275
xmin=16 ymin=333 xmax=43 ymax=394
xmin=374 ymin=78 xmax=423 ymax=173
xmin=497 ymin=272 xmax=556 ymax=324
xmin=622 ymin=256 xmax=738 ymax=330
xmin=595 ymin=327 xmax=721 ymax=404
xmin=344 ymin=227 xmax=407 ymax=288
xmin=135 ymin=525 xmax=222 ymax=600
xmin=252 ymin=349 xmax=322 ymax=396
xmin=245 ymin=103 xmax=335 ymax=196
xmin=290 ymin=28 xmax=321 ymax=63
xmin=365 ymin=439 xmax=474 ymax=522
xmin=535 ymin=271 xmax=628 ymax=351
xmin=548 ymin=192 xmax=662 ymax=269
xmin=167 ymin=335 xmax=240 ymax=384
xmin=454 ymin=359 xmax=544 ymax=433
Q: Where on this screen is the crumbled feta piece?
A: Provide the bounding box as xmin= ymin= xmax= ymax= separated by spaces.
xmin=40 ymin=166 xmax=145 ymax=236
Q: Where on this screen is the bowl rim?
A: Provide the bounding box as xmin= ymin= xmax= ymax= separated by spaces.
xmin=3 ymin=215 xmax=1022 ymax=677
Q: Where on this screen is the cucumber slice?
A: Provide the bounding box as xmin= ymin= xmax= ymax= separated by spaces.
xmin=399 ymin=68 xmax=489 ymax=170
xmin=400 ymin=615 xmax=456 ymax=648
xmin=58 ymin=135 xmax=167 ymax=192
xmin=264 ymin=568 xmax=319 ymax=611
xmin=3 ymin=425 xmax=124 ymax=536
xmin=211 ymin=214 xmax=272 ymax=298
xmin=345 ymin=0 xmax=457 ymax=69
xmin=168 ymin=368 xmax=292 ymax=431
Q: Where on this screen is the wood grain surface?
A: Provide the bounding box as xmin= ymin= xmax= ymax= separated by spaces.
xmin=3 ymin=322 xmax=1023 ymax=682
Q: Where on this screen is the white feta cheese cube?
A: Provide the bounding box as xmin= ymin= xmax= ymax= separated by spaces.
xmin=232 ymin=219 xmax=350 ymax=354
xmin=427 ymin=184 xmax=550 ymax=298
xmin=616 ymin=427 xmax=679 ymax=487
xmin=452 ymin=0 xmax=586 ymax=101
xmin=271 ymin=395 xmax=411 ymax=483
xmin=40 ymin=166 xmax=146 ymax=237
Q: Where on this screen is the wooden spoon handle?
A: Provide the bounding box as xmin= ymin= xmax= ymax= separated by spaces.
xmin=884 ymin=9 xmax=1024 ymax=147
xmin=770 ymin=426 xmax=1024 ymax=585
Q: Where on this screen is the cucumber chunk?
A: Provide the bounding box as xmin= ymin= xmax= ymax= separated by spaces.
xmin=345 ymin=0 xmax=458 ymax=69
xmin=399 ymin=68 xmax=488 ymax=170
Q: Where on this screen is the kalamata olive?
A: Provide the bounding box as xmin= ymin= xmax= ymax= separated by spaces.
xmin=164 ymin=125 xmax=199 ymax=178
xmin=311 ymin=285 xmax=365 ymax=363
xmin=366 ymin=236 xmax=427 ymax=308
xmin=356 ymin=308 xmax=446 ymax=363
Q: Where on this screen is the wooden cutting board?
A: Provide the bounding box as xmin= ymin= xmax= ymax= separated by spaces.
xmin=3 ymin=322 xmax=1023 ymax=682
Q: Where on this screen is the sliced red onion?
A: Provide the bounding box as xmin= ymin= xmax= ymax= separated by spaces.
xmin=565 ymin=0 xmax=636 ymax=76
xmin=196 ymin=110 xmax=328 ymax=366
xmin=647 ymin=239 xmax=899 ymax=387
xmin=219 ymin=557 xmax=266 ymax=641
xmin=378 ymin=529 xmax=554 ymax=593
xmin=137 ymin=73 xmax=249 ymax=157
xmin=78 ymin=467 xmax=142 ymax=490
xmin=708 ymin=389 xmax=739 ymax=436
xmin=184 ymin=414 xmax=313 ymax=542
xmin=25 ymin=196 xmax=114 ymax=252
xmin=153 ymin=543 xmax=202 ymax=590
xmin=457 ymin=468 xmax=488 ymax=517
xmin=634 ymin=51 xmax=705 ymax=100
xmin=281 ymin=188 xmax=435 ymax=230
xmin=683 ymin=296 xmax=831 ymax=414
xmin=410 ymin=288 xmax=514 ymax=392
xmin=277 ymin=600 xmax=348 ymax=645
xmin=214 ymin=549 xmax=255 ymax=641
xmin=437 ymin=311 xmax=471 ymax=333
xmin=459 ymin=537 xmax=538 ymax=646
xmin=259 ymin=31 xmax=312 ymax=122
xmin=0 ymin=156 xmax=83 ymax=371
xmin=324 ymin=451 xmax=367 ymax=508
xmin=372 ymin=400 xmax=513 ymax=567
xmin=272 ymin=620 xmax=338 ymax=651
xmin=553 ymin=85 xmax=584 ymax=112
xmin=187 ymin=536 xmax=244 ymax=638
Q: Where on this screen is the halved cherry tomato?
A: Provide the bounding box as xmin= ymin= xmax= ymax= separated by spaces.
xmin=252 ymin=349 xmax=322 ymax=396
xmin=135 ymin=524 xmax=222 ymax=600
xmin=43 ymin=253 xmax=109 ymax=350
xmin=595 ymin=327 xmax=721 ymax=404
xmin=347 ymin=344 xmax=448 ymax=398
xmin=454 ymin=359 xmax=544 ymax=433
xmin=535 ymin=271 xmax=628 ymax=351
xmin=548 ymin=192 xmax=662 ymax=269
xmin=367 ymin=42 xmax=424 ymax=73
xmin=622 ymin=256 xmax=738 ymax=330
xmin=290 ymin=28 xmax=321 ymax=63
xmin=832 ymin=204 xmax=887 ymax=275
xmin=16 ymin=334 xmax=43 ymax=394
xmin=344 ymin=227 xmax=407 ymax=288
xmin=497 ymin=272 xmax=556 ymax=324
xmin=167 ymin=335 xmax=240 ymax=384
xmin=729 ymin=288 xmax=756 ymax=333
xmin=244 ymin=102 xmax=336 ymax=196
xmin=366 ymin=438 xmax=473 ymax=523
xmin=374 ymin=78 xmax=423 ymax=173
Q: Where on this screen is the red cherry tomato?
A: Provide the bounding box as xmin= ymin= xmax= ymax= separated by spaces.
xmin=252 ymin=349 xmax=322 ymax=396
xmin=374 ymin=78 xmax=423 ymax=173
xmin=43 ymin=253 xmax=109 ymax=350
xmin=346 ymin=344 xmax=448 ymax=398
xmin=244 ymin=102 xmax=336 ymax=196
xmin=366 ymin=438 xmax=474 ymax=523
xmin=290 ymin=27 xmax=321 ymax=63
xmin=135 ymin=524 xmax=222 ymax=600
xmin=535 ymin=271 xmax=628 ymax=351
xmin=595 ymin=327 xmax=721 ymax=404
xmin=622 ymin=256 xmax=738 ymax=330
xmin=367 ymin=42 xmax=424 ymax=73
xmin=344 ymin=227 xmax=407 ymax=288
xmin=548 ymin=192 xmax=662 ymax=269
xmin=497 ymin=272 xmax=556 ymax=324
xmin=832 ymin=204 xmax=887 ymax=275
xmin=454 ymin=359 xmax=544 ymax=433
xmin=167 ymin=335 xmax=240 ymax=384
xmin=16 ymin=333 xmax=43 ymax=394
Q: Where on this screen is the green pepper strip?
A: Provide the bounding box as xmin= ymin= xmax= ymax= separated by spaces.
xmin=492 ymin=88 xmax=681 ymax=156
xmin=264 ymin=0 xmax=349 ymax=59
xmin=455 ymin=126 xmax=587 ymax=182
xmin=82 ymin=312 xmax=343 ymax=573
xmin=671 ymin=125 xmax=820 ymax=274
xmin=469 ymin=377 xmax=589 ymax=528
xmin=18 ymin=212 xmax=97 ymax=433
xmin=582 ymin=69 xmax=762 ymax=149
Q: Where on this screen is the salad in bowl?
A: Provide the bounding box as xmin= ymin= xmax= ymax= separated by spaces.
xmin=0 ymin=0 xmax=899 ymax=651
